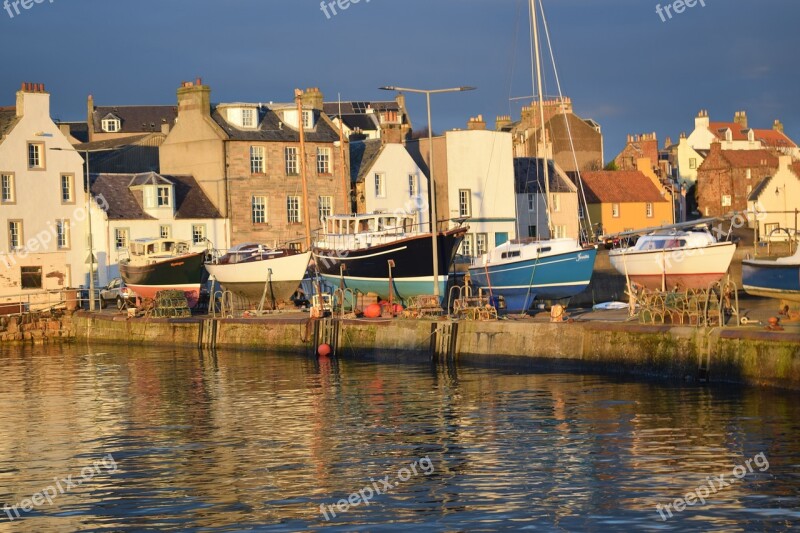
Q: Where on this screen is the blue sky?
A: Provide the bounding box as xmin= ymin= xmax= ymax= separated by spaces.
xmin=2 ymin=0 xmax=798 ymax=159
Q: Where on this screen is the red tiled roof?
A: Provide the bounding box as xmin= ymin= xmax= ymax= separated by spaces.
xmin=720 ymin=149 xmax=778 ymax=168
xmin=708 ymin=121 xmax=797 ymax=147
xmin=792 ymin=162 xmax=800 ymax=178
xmin=580 ymin=171 xmax=668 ymax=204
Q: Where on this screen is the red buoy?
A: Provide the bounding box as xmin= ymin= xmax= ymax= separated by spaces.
xmin=363 ymin=303 xmax=382 ymax=318
xmin=317 ymin=343 xmax=332 ymax=357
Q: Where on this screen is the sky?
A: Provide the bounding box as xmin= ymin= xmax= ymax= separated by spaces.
xmin=2 ymin=0 xmax=798 ymax=160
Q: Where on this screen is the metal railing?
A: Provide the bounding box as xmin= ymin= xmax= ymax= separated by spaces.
xmin=0 ymin=288 xmax=89 ymax=315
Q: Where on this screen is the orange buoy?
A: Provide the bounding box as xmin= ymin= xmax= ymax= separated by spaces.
xmin=363 ymin=303 xmax=382 ymax=318
xmin=317 ymin=343 xmax=332 ymax=357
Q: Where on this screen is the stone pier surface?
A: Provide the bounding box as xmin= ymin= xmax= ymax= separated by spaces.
xmin=70 ymin=311 xmax=800 ymax=391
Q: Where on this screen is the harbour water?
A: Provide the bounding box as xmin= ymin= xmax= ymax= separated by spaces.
xmin=0 ymin=344 xmax=798 ymax=531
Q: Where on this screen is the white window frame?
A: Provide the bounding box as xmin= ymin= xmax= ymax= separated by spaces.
xmin=476 ymin=233 xmax=488 ymax=256
xmin=250 ymin=146 xmax=265 ymax=174
xmin=721 ymin=195 xmax=732 ymax=207
xmin=460 ymin=233 xmax=474 ymax=257
xmin=285 ymin=147 xmax=299 ymax=176
xmin=612 ymin=203 xmax=620 ymax=218
xmin=101 ymin=117 xmax=120 ymax=132
xmin=374 ymin=173 xmax=386 ymax=198
xmin=287 ymin=196 xmax=301 ymax=223
xmin=689 ymin=158 xmax=697 ymax=169
xmin=408 ymin=174 xmax=417 ymax=197
xmin=551 ymin=193 xmax=561 ymax=212
xmin=60 ymin=174 xmax=74 ymax=204
xmin=318 ymin=195 xmax=333 ymax=221
xmin=1 ymin=173 xmax=15 ymax=203
xmin=241 ymin=108 xmax=255 ymax=128
xmin=252 ymin=195 xmax=267 ymax=224
xmin=527 ymin=193 xmax=535 ymax=212
xmin=8 ymin=220 xmax=22 ymax=250
xmin=316 ymin=147 xmax=331 ymax=175
xmin=56 ymin=219 xmax=70 ymax=249
xmin=114 ymin=228 xmax=129 ymax=251
xmin=303 ymin=110 xmax=313 ymax=129
xmin=28 ymin=143 xmax=44 ymax=169
xmin=157 ymin=185 xmax=171 ymax=207
xmin=646 ymin=202 xmax=653 ymax=218
xmin=459 ymin=189 xmax=472 ymax=217
xmin=192 ymin=224 xmax=206 ymax=245
xmin=159 ymin=224 xmax=172 ymax=239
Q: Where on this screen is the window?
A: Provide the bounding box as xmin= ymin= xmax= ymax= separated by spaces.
xmin=28 ymin=143 xmax=44 ymax=169
xmin=374 ymin=173 xmax=385 ymax=198
xmin=288 ymin=242 xmax=302 ymax=252
xmin=60 ymin=174 xmax=74 ymax=203
xmin=578 ymin=203 xmax=584 ymax=219
xmin=746 ymin=169 xmax=752 ymax=180
xmin=459 ymin=189 xmax=472 ymax=217
xmin=303 ymin=110 xmax=313 ymax=129
xmin=192 ymin=224 xmax=206 ymax=245
xmin=1 ymin=173 xmax=14 ymax=203
xmin=408 ymin=174 xmax=417 ymax=197
xmin=287 ymin=196 xmax=301 ymax=223
xmin=318 ymin=195 xmax=333 ymax=220
xmin=689 ymin=158 xmax=697 ymax=170
xmin=250 ymin=146 xmax=265 ymax=174
xmin=101 ymin=117 xmax=120 ymax=132
xmin=252 ymin=195 xmax=267 ymax=223
xmin=8 ymin=220 xmax=22 ymax=250
xmin=317 ymin=147 xmax=331 ymax=175
xmin=160 ymin=224 xmax=171 ymax=239
xmin=476 ymin=233 xmax=488 ymax=256
xmin=157 ymin=185 xmax=171 ymax=207
xmin=528 ymin=225 xmax=537 ymax=238
xmin=460 ymin=233 xmax=474 ymax=256
xmin=285 ymin=147 xmax=298 ymax=175
xmin=20 ymin=266 xmax=42 ymax=290
xmin=527 ymin=193 xmax=536 ymax=212
xmin=722 ymin=195 xmax=732 ymax=207
xmin=241 ymin=108 xmax=255 ymax=128
xmin=612 ymin=203 xmax=620 ymax=218
xmin=646 ymin=202 xmax=653 ymax=218
xmin=551 ymin=194 xmax=561 ymax=212
xmin=56 ymin=220 xmax=70 ymax=249
xmin=553 ymin=225 xmax=567 ymax=239
xmin=114 ymin=228 xmax=129 ymax=250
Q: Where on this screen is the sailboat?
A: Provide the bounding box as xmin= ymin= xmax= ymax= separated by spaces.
xmin=204 ymin=90 xmax=316 ymax=309
xmin=468 ymin=0 xmax=597 ymax=313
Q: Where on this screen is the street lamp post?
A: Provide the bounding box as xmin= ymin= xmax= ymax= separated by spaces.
xmin=51 ymin=147 xmax=98 ymax=310
xmin=378 ymin=85 xmax=475 ymax=301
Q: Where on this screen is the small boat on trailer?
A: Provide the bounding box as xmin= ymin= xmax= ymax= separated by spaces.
xmin=205 ymin=244 xmax=311 ymax=308
xmin=311 ymin=212 xmax=466 ymax=303
xmin=119 ymin=238 xmax=206 ymax=307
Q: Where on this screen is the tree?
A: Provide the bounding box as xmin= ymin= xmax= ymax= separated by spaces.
xmin=603 ymin=160 xmax=619 ymax=171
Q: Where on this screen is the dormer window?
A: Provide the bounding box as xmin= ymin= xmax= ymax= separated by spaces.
xmin=242 ymin=108 xmax=256 ymax=128
xmin=747 ymin=129 xmax=755 ymax=142
xmin=303 ymin=110 xmax=314 ymax=129
xmin=102 ymin=116 xmax=121 ymax=132
xmin=157 ymin=185 xmax=171 ymax=207
xmin=725 ymin=129 xmax=733 ymax=142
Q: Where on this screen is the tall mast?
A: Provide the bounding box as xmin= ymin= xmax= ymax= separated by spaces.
xmin=337 ymin=93 xmax=349 ymax=213
xmin=295 ymin=89 xmax=312 ymax=249
xmin=531 ymin=0 xmax=554 ymax=236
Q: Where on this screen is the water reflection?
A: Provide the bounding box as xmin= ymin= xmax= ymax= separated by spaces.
xmin=0 ymin=343 xmax=798 ymax=531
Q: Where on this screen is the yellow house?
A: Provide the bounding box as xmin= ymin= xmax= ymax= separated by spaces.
xmin=581 ymin=170 xmax=672 ymax=236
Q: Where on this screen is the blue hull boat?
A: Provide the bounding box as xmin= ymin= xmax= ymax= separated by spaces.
xmin=469 ymin=239 xmax=597 ymax=312
xmin=742 ymin=247 xmax=800 ymax=302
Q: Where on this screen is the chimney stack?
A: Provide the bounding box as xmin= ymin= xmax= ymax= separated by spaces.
xmin=301 ymin=87 xmax=324 ymax=111
xmin=773 ymin=119 xmax=784 ymax=133
xmin=495 ymin=115 xmax=511 ymax=131
xmin=734 ymin=110 xmax=748 ymax=129
xmin=176 ymin=79 xmax=211 ymax=117
xmin=467 ymin=115 xmax=486 ymax=131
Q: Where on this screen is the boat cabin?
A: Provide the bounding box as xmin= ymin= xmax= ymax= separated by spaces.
xmin=316 ymin=213 xmax=420 ymax=250
xmin=633 ymin=230 xmax=716 ymax=252
xmin=124 ymin=238 xmax=192 ymax=265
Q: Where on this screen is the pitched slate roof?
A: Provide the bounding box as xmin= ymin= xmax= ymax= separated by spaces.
xmin=0 ymin=107 xmax=20 ymax=139
xmin=211 ymin=106 xmax=339 ymax=143
xmin=57 ymin=121 xmax=89 ymax=143
xmin=91 ymin=172 xmax=222 ymax=220
xmin=748 ymin=161 xmax=800 ymax=201
xmin=92 ymin=105 xmax=177 ymax=134
xmin=580 ymin=171 xmax=667 ymax=204
xmin=349 ymin=139 xmax=383 ymax=183
xmin=340 ymin=114 xmax=380 ymax=132
xmin=514 ymin=158 xmax=574 ymax=194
